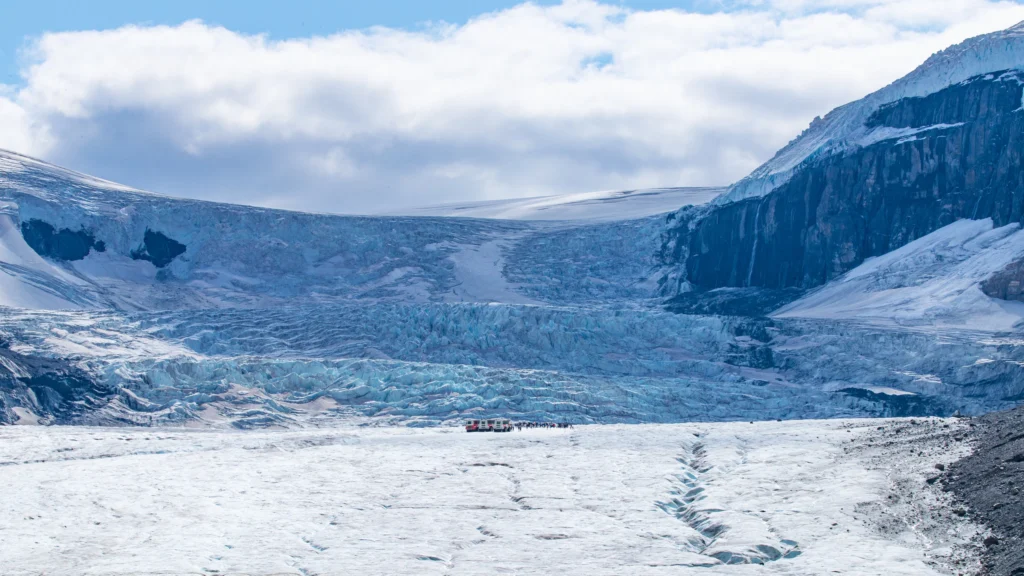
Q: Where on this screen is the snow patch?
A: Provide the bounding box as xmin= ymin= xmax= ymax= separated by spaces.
xmin=774 ymin=219 xmax=1024 ymax=331
xmin=389 ymin=187 xmax=723 ymax=222
xmin=444 ymin=236 xmax=544 ymax=305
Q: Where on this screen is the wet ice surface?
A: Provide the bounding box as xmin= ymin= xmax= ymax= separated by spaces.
xmin=0 ymin=420 xmax=981 ymax=576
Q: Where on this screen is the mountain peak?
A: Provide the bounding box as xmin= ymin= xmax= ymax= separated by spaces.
xmin=720 ymin=21 xmax=1024 ymax=205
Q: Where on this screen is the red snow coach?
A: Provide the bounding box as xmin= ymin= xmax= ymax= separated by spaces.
xmin=465 ymin=418 xmax=513 ymax=432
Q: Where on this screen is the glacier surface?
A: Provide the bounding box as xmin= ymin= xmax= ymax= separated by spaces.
xmin=0 ymin=419 xmax=983 ymax=575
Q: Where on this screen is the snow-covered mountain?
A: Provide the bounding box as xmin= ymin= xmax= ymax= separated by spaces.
xmin=4 ymin=23 xmax=1024 ymax=428
xmin=384 ymin=187 xmax=724 ymax=222
xmin=665 ymin=22 xmax=1024 ymax=321
xmin=722 ymin=21 xmax=1024 ymax=205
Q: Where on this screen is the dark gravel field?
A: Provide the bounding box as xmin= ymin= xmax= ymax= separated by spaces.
xmin=944 ymin=405 xmax=1024 ymax=576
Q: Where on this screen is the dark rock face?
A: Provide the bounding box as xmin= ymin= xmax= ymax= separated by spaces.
xmin=0 ymin=343 xmax=114 ymax=425
xmin=982 ymin=258 xmax=1024 ymax=301
xmin=130 ymin=229 xmax=186 ymax=268
xmin=836 ymin=388 xmax=943 ymax=417
xmin=674 ymin=71 xmax=1024 ymax=292
xmin=20 ymin=219 xmax=105 ymax=261
xmin=944 ymin=405 xmax=1024 ymax=575
xmin=665 ymin=287 xmax=803 ymax=317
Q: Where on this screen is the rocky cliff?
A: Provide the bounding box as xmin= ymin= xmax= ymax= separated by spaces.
xmin=982 ymin=257 xmax=1024 ymax=301
xmin=666 ymin=70 xmax=1024 ymax=298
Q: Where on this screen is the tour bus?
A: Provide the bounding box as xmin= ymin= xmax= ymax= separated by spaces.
xmin=465 ymin=418 xmax=513 ymax=432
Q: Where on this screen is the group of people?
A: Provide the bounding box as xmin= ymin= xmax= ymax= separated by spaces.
xmin=515 ymin=421 xmax=573 ymax=431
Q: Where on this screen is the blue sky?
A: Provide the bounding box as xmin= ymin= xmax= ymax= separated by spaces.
xmin=1 ymin=0 xmax=709 ymax=85
xmin=1 ymin=0 xmax=1022 ymax=213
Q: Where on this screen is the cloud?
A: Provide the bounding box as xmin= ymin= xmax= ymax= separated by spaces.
xmin=3 ymin=0 xmax=1024 ymax=213
xmin=0 ymin=86 xmax=50 ymax=156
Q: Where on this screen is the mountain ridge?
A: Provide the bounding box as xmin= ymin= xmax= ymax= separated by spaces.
xmin=722 ymin=20 xmax=1024 ymax=205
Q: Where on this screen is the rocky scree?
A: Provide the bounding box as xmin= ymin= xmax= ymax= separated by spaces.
xmin=944 ymin=404 xmax=1024 ymax=576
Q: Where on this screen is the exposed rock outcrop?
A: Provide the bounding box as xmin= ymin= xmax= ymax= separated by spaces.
xmin=668 ymin=71 xmax=1024 ymax=294
xmin=130 ymin=229 xmax=187 ymax=268
xmin=982 ymin=258 xmax=1024 ymax=301
xmin=944 ymin=405 xmax=1024 ymax=575
xmin=21 ymin=218 xmax=105 ymax=261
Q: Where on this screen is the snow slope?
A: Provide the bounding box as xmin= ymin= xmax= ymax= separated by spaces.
xmin=0 ymin=148 xmax=688 ymax=311
xmin=0 ymin=211 xmax=101 ymax=310
xmin=722 ymin=21 xmax=1024 ymax=204
xmin=390 ymin=187 xmax=723 ymax=222
xmin=0 ymin=419 xmax=981 ymax=575
xmin=775 ymin=219 xmax=1024 ymax=331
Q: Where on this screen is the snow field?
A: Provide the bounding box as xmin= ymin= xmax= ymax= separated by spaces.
xmin=0 ymin=420 xmax=978 ymax=576
xmin=384 ymin=187 xmax=723 ymax=222
xmin=775 ymin=219 xmax=1024 ymax=330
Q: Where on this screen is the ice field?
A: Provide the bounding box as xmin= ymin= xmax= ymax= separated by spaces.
xmin=0 ymin=419 xmax=982 ymax=576
xmin=3 ymin=141 xmax=1024 ymax=427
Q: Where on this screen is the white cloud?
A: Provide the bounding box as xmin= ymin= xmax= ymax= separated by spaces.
xmin=3 ymin=0 xmax=1024 ymax=213
xmin=0 ymin=87 xmax=50 ymax=155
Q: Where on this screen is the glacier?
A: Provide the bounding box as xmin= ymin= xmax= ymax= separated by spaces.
xmin=0 ymin=420 xmax=981 ymax=575
xmin=6 ymin=21 xmax=1024 ymax=576
xmin=2 ymin=139 xmax=1024 ymax=427
xmin=0 ymin=148 xmax=690 ymax=311
xmin=2 ymin=300 xmax=1022 ymax=427
xmin=4 ymin=24 xmax=1024 ymax=429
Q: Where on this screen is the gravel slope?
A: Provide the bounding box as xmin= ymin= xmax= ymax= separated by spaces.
xmin=945 ymin=405 xmax=1024 ymax=576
